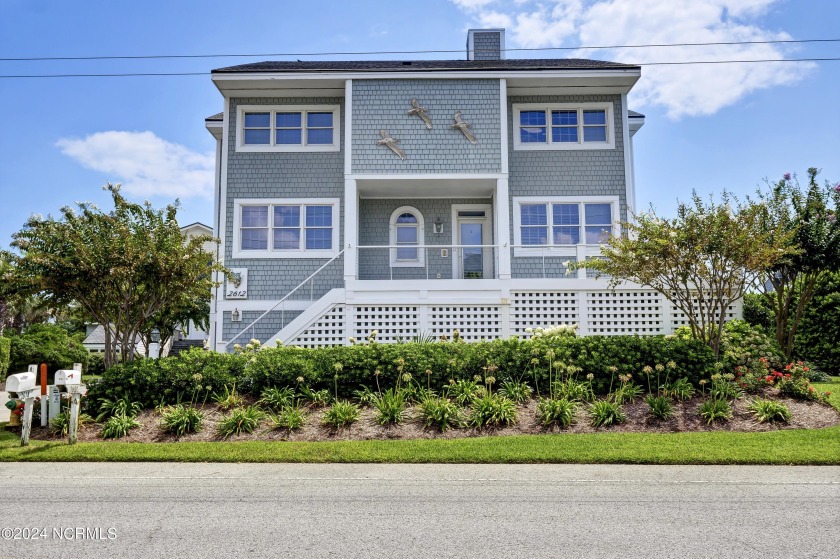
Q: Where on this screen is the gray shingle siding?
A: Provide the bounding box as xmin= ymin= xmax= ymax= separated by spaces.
xmin=351 ymin=79 xmax=501 ymax=174
xmin=223 ymin=310 xmax=301 ymax=345
xmin=473 ymin=32 xmax=501 ymax=61
xmin=507 ymin=94 xmax=627 ymax=278
xmin=358 ymin=198 xmax=493 ymax=280
xmin=225 ymin=97 xmax=345 ymax=300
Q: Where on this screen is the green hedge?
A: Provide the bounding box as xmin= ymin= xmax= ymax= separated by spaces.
xmin=0 ymin=337 xmax=10 ymax=376
xmin=6 ymin=323 xmax=89 ymax=376
xmin=88 ymin=335 xmax=716 ymax=410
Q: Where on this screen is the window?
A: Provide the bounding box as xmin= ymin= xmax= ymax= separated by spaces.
xmin=513 ymin=197 xmax=618 ymax=253
xmin=389 ymin=207 xmax=425 ymax=267
xmin=236 ymin=105 xmax=340 ymax=152
xmin=233 ymin=199 xmax=340 ymax=258
xmin=513 ymin=103 xmax=614 ymax=150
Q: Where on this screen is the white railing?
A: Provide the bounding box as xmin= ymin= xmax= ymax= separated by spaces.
xmin=356 ymin=244 xmax=499 ymax=280
xmin=223 ymin=249 xmax=345 ymax=350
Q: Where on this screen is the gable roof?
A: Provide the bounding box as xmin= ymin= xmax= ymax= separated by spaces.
xmin=212 ymin=58 xmax=640 ymax=74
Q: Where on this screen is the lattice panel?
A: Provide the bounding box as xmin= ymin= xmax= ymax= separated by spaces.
xmin=587 ymin=291 xmax=664 ymax=335
xmin=669 ymin=297 xmax=740 ymax=328
xmin=353 ymin=306 xmax=419 ymax=343
xmin=510 ymin=291 xmax=579 ymax=338
xmin=429 ymin=306 xmax=502 ymax=341
xmin=289 ymin=305 xmax=346 ymax=347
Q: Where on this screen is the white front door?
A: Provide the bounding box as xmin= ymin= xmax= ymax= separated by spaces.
xmin=453 ymin=205 xmax=492 ymax=279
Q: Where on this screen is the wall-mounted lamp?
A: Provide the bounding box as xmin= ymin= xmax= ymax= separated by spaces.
xmin=433 ymin=217 xmax=444 ymax=234
xmin=231 ymin=308 xmax=241 ymax=323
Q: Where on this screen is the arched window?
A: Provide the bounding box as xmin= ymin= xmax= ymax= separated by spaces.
xmin=389 ymin=206 xmax=425 ymax=267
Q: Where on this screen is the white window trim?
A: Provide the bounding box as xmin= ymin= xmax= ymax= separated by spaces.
xmin=235 ymin=105 xmax=341 ymax=153
xmin=512 ymin=196 xmax=619 ymax=257
xmin=512 ymin=102 xmax=615 ymax=151
xmin=232 ymin=198 xmax=340 ymax=259
xmin=389 ymin=206 xmax=425 ymax=268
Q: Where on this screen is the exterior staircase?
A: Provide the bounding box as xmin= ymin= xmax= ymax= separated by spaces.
xmin=168 ymin=339 xmax=205 ymax=357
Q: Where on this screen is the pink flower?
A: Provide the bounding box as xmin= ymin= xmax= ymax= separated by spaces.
xmin=834 ymin=183 xmax=840 ymax=192
xmin=783 ymin=172 xmax=792 ymax=180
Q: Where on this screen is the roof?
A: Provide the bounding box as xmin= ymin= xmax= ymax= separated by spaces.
xmin=82 ymin=324 xmax=109 ymax=346
xmin=628 ymin=110 xmax=645 ymax=118
xmin=180 ymin=221 xmax=213 ymax=231
xmin=212 ymin=58 xmax=640 ymax=74
xmin=205 ymin=112 xmax=223 ymax=122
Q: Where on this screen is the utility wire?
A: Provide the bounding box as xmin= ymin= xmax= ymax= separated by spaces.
xmin=1 ymin=38 xmax=839 ymax=62
xmin=0 ymin=57 xmax=837 ymax=78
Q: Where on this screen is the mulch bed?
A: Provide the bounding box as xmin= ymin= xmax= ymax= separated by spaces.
xmin=15 ymin=387 xmax=840 ymax=444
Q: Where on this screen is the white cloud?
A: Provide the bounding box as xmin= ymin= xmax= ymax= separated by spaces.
xmin=450 ymin=0 xmax=814 ymax=118
xmin=56 ymin=131 xmax=214 ymax=199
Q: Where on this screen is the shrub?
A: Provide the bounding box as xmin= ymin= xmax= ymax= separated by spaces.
xmin=536 ymin=397 xmax=576 ymax=428
xmin=646 ymin=394 xmax=673 ymax=421
xmin=416 ymin=397 xmax=462 ymax=432
xmin=497 ymin=379 xmax=533 ymax=403
xmin=553 ymin=379 xmax=594 ymax=402
xmin=213 ymin=384 xmax=244 ymax=411
xmin=667 ymin=378 xmax=696 ymax=401
xmin=257 ymin=386 xmax=295 ymax=412
xmin=86 ymin=352 xmax=106 ymax=377
xmin=160 ymin=404 xmax=204 ymax=436
xmin=469 ymin=393 xmax=517 ymax=428
xmin=372 ymin=388 xmax=407 ymax=426
xmin=269 ymin=407 xmax=306 ymax=431
xmin=101 ymin=414 xmax=141 ymax=439
xmin=699 ymin=398 xmax=732 ymax=425
xmin=217 ymin=406 xmax=265 ymax=438
xmin=6 ymin=323 xmax=89 ymax=375
xmin=322 ymin=400 xmax=360 ymax=428
xmin=777 ymin=375 xmax=828 ymax=402
xmin=0 ymin=337 xmax=10 ymax=376
xmin=794 ymin=271 xmax=840 ymax=375
xmin=718 ymin=320 xmax=785 ymax=370
xmin=748 ymin=398 xmax=791 ymax=424
xmin=589 ymin=400 xmax=626 ymax=428
xmin=243 ymin=349 xmax=317 ymax=395
xmin=95 ymin=396 xmax=141 ymax=422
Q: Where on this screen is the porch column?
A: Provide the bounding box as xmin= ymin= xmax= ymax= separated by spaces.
xmin=495 ymin=177 xmax=512 ymax=280
xmin=344 ymin=178 xmax=358 ymax=282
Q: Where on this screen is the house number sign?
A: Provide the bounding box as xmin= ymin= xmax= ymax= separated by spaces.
xmin=226 ymin=268 xmax=248 ymax=299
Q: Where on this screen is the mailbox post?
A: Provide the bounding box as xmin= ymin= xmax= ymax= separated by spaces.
xmin=40 ymin=363 xmax=48 ymax=427
xmin=7 ymin=366 xmax=39 ymax=446
xmin=55 ymin=363 xmax=85 ymax=445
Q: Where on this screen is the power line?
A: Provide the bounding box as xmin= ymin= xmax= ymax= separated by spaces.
xmin=1 ymin=38 xmax=839 ymax=62
xmin=0 ymin=57 xmax=837 ymax=79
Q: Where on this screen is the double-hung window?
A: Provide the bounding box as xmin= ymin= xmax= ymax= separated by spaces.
xmin=234 ymin=199 xmax=339 ymax=258
xmin=237 ymin=105 xmax=340 ymax=152
xmin=513 ymin=197 xmax=618 ymax=254
xmin=513 ymin=103 xmax=614 ymax=150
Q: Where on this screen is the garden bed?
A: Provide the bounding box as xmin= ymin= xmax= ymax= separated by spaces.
xmin=18 ymin=389 xmax=840 ymax=444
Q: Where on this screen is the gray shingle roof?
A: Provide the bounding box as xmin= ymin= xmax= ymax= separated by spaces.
xmin=628 ymin=110 xmax=645 ymax=118
xmin=205 ymin=112 xmax=223 ymax=121
xmin=212 ymin=58 xmax=640 ymax=74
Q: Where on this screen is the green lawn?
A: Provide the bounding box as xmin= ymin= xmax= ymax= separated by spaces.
xmin=812 ymin=376 xmax=840 ymax=412
xmin=2 ymin=424 xmax=839 ymax=465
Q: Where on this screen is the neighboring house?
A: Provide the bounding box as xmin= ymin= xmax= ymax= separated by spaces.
xmin=204 ymin=28 xmax=740 ymax=351
xmin=82 ymin=324 xmax=145 ymax=356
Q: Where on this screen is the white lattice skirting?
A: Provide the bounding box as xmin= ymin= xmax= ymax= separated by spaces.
xmin=278 ymin=289 xmax=742 ymax=347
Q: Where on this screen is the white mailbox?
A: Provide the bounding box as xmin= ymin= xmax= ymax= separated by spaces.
xmin=55 ymin=369 xmax=82 ymax=386
xmin=6 ymin=372 xmax=36 ymax=393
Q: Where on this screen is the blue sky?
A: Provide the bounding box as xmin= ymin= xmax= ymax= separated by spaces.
xmin=1 ymin=0 xmax=838 ymax=246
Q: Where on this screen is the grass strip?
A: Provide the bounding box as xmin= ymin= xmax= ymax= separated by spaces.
xmin=2 ymin=425 xmax=839 ymax=465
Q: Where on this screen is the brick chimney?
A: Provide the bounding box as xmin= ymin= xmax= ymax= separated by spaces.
xmin=467 ymin=29 xmax=505 ymax=61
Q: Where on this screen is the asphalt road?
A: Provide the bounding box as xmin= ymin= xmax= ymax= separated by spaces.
xmin=1 ymin=463 xmax=838 ymax=558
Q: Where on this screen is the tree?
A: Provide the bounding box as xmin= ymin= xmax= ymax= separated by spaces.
xmin=5 ymin=184 xmax=226 ymax=368
xmin=794 ymin=271 xmax=840 ymax=375
xmin=139 ymin=295 xmax=210 ymax=357
xmin=754 ymin=168 xmax=840 ymax=360
xmin=585 ymin=192 xmax=792 ymax=357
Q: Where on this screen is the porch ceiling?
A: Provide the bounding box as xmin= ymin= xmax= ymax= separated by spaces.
xmin=357 ymin=178 xmax=496 ymax=198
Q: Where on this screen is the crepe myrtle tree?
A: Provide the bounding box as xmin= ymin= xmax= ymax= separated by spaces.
xmin=754 ymin=168 xmax=840 ymax=360
xmin=5 ymin=183 xmax=228 ymax=368
xmin=582 ymin=192 xmax=792 ymax=357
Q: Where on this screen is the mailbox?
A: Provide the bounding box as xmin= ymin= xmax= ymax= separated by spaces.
xmin=6 ymin=372 xmax=36 ymax=393
xmin=55 ymin=369 xmax=82 ymax=386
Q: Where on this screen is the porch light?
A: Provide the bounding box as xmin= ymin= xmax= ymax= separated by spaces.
xmin=150 ymin=328 xmax=160 ymax=343
xmin=433 ymin=217 xmax=444 ymax=234
xmin=231 ymin=308 xmax=241 ymax=323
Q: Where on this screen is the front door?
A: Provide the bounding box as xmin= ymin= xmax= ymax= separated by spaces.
xmin=453 ymin=206 xmax=492 ymax=279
